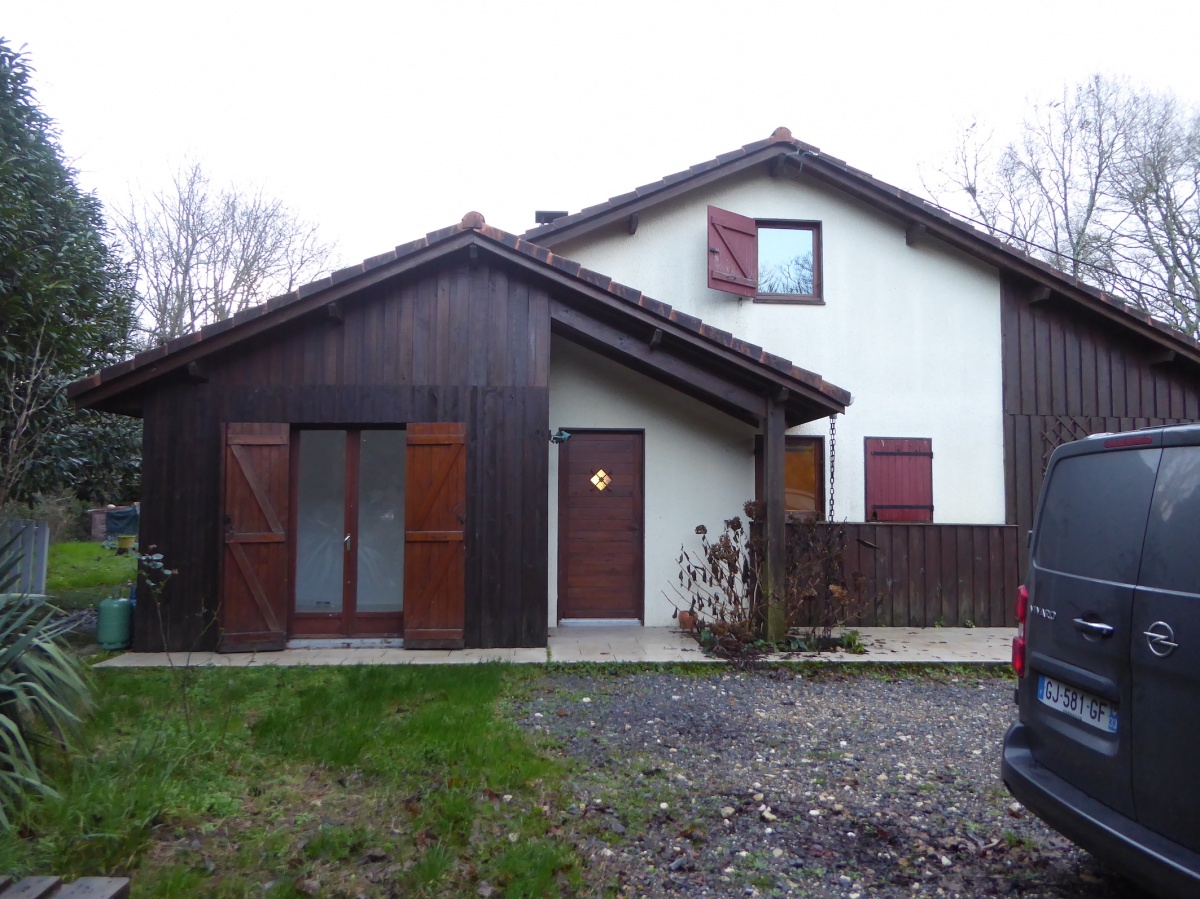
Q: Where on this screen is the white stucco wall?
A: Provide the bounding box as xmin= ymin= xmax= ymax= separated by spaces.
xmin=554 ymin=169 xmax=1006 ymax=523
xmin=548 ymin=336 xmax=756 ymax=627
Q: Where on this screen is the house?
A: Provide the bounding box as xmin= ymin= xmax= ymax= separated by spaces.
xmin=69 ymin=129 xmax=1200 ymax=651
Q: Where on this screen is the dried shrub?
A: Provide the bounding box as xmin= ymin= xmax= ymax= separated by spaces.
xmin=670 ymin=513 xmax=767 ymax=660
xmin=672 ymin=500 xmax=866 ymax=658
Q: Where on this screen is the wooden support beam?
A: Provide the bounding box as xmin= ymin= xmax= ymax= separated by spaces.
xmin=763 ymin=400 xmax=787 ymax=643
xmin=627 ymin=212 xmax=639 ymax=235
xmin=1148 ymin=348 xmax=1176 ymax=367
xmin=325 ymin=301 xmax=344 ymax=323
xmin=550 ymin=301 xmax=767 ymax=423
xmin=1030 ymin=286 xmax=1053 ymax=305
xmin=649 ymin=328 xmax=662 ymax=351
xmin=905 ymin=223 xmax=927 ymax=247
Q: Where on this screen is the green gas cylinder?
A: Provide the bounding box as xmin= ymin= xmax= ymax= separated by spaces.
xmin=97 ymin=597 xmax=132 ymax=650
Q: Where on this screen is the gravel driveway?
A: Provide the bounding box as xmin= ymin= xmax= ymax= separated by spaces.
xmin=511 ymin=667 xmax=1153 ymax=898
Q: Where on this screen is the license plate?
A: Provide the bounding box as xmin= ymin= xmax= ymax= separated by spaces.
xmin=1038 ymin=675 xmax=1119 ymax=733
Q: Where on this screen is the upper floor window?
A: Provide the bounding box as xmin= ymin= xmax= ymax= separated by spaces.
xmin=707 ymin=206 xmax=823 ymax=304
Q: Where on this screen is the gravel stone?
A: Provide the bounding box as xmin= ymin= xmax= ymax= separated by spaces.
xmin=514 ymin=668 xmax=1156 ymax=898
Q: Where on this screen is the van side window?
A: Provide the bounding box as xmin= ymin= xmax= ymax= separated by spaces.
xmin=1034 ymin=448 xmax=1160 ymax=584
xmin=1139 ymin=447 xmax=1200 ymax=594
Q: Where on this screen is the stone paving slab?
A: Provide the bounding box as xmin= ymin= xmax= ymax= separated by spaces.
xmin=93 ymin=626 xmax=1011 ymax=668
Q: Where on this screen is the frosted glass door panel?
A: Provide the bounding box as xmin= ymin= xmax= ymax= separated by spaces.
xmin=357 ymin=430 xmax=405 ymax=612
xmin=295 ymin=430 xmax=346 ymax=613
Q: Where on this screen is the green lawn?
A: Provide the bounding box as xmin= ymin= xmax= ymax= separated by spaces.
xmin=44 ymin=541 xmax=137 ymax=609
xmin=1 ymin=665 xmax=581 ymax=898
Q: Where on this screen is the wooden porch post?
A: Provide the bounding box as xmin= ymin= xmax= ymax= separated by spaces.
xmin=763 ymin=399 xmax=786 ymax=643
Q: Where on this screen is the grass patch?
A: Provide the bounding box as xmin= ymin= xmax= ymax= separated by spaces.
xmin=2 ymin=665 xmax=581 ymax=897
xmin=44 ymin=542 xmax=137 ymax=609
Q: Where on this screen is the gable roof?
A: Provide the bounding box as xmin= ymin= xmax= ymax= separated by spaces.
xmin=523 ymin=127 xmax=1200 ymax=370
xmin=68 ymin=212 xmax=849 ymax=426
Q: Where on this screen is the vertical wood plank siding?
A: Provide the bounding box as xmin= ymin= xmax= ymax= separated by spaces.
xmin=1000 ymin=273 xmax=1200 ymax=575
xmin=826 ymin=522 xmax=1019 ymax=627
xmin=136 ymin=258 xmax=551 ymax=651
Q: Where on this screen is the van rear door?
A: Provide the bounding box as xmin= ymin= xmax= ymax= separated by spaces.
xmin=1022 ymin=440 xmax=1161 ymax=818
xmin=1131 ymin=437 xmax=1200 ymax=851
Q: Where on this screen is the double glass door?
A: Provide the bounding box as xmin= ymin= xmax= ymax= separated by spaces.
xmin=293 ymin=429 xmax=406 ymax=636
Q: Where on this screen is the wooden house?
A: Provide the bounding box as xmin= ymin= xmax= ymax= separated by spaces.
xmin=69 ymin=214 xmax=847 ymax=650
xmin=70 ymin=129 xmax=1200 ymax=650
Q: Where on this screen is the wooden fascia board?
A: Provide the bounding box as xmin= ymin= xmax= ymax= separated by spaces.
xmin=785 ymin=156 xmax=1200 ymax=369
xmin=71 ymin=231 xmax=479 ymax=408
xmin=549 ymin=300 xmax=766 ymax=424
xmin=529 ymin=147 xmax=788 ymax=248
xmin=503 ymin=247 xmax=845 ymax=417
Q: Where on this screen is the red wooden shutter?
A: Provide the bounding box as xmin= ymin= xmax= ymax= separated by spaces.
xmin=707 ymin=205 xmax=758 ymax=297
xmin=219 ymin=423 xmax=290 ymax=652
xmin=404 ymin=423 xmax=467 ymax=649
xmin=865 ymin=438 xmax=933 ymax=522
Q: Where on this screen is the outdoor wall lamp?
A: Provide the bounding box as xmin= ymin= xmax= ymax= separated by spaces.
xmin=550 ymin=429 xmax=572 ymax=444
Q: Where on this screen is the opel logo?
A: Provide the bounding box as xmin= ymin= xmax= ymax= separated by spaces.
xmin=1144 ymin=621 xmax=1178 ymax=657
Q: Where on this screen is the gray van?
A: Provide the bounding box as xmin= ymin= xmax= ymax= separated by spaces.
xmin=1003 ymin=424 xmax=1200 ymax=898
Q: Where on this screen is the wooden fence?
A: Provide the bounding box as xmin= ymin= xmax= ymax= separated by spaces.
xmin=816 ymin=522 xmax=1020 ymax=628
xmin=2 ymin=519 xmax=50 ymax=595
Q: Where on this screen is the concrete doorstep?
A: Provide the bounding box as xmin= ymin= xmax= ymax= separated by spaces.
xmin=93 ymin=627 xmax=1013 ymax=669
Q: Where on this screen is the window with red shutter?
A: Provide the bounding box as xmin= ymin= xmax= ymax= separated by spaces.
xmin=865 ymin=437 xmax=933 ymax=522
xmin=708 ymin=206 xmax=823 ymax=303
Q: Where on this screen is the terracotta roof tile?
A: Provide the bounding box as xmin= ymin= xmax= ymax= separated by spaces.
xmin=668 ymin=308 xmax=702 ymax=333
xmin=548 ymin=254 xmax=582 ymax=278
xmin=577 ymin=267 xmax=613 ymax=291
xmin=297 ymin=277 xmax=333 ymax=299
xmin=637 ymin=295 xmax=670 ymax=318
xmin=332 ymin=263 xmax=365 ymax=285
xmin=363 ymin=249 xmax=397 ymax=270
xmin=132 ymin=345 xmax=167 ymax=367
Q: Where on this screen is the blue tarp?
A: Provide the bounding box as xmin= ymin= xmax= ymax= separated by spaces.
xmin=106 ymin=506 xmax=139 ymax=537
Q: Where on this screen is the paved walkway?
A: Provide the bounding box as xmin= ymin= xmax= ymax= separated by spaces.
xmin=94 ymin=626 xmax=1012 ymax=668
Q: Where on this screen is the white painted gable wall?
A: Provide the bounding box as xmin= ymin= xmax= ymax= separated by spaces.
xmin=553 ymin=168 xmax=1006 ymax=525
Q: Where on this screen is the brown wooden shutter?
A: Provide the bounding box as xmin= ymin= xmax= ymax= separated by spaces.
xmin=219 ymin=423 xmax=290 ymax=652
xmin=865 ymin=438 xmax=934 ymax=522
xmin=404 ymin=423 xmax=467 ymax=649
xmin=707 ymin=205 xmax=758 ymax=297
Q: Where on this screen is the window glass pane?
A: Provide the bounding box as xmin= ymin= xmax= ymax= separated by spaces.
xmin=1140 ymin=446 xmax=1200 ymax=594
xmin=1034 ymin=448 xmax=1160 ymax=583
xmin=758 ymin=227 xmax=815 ymax=295
xmin=356 ymin=430 xmax=406 ymax=612
xmin=785 ymin=441 xmax=818 ymax=515
xmin=295 ymin=430 xmax=346 ymax=613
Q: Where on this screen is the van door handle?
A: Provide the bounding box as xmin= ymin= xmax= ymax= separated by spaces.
xmin=1073 ymin=618 xmax=1114 ymax=638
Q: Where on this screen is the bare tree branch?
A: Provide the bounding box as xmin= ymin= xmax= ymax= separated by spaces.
xmin=117 ymin=162 xmax=336 ymax=346
xmin=929 ymin=77 xmax=1200 ymax=338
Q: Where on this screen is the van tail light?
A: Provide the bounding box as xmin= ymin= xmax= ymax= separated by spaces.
xmin=1012 ymin=584 xmax=1029 ymax=677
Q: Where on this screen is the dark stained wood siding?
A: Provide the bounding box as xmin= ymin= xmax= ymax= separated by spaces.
xmin=1001 ymin=272 xmax=1200 ymax=575
xmin=834 ymin=522 xmax=1019 ymax=627
xmin=135 ymin=257 xmax=551 ymax=651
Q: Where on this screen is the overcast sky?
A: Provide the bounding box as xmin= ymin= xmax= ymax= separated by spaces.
xmin=7 ymin=0 xmax=1199 ymax=271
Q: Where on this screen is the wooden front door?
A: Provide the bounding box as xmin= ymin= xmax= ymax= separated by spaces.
xmin=220 ymin=423 xmax=290 ymax=652
xmin=558 ymin=430 xmax=644 ymax=621
xmin=404 ymin=423 xmax=467 ymax=648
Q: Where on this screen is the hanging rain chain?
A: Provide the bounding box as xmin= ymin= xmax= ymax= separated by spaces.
xmin=827 ymin=414 xmax=837 ymax=521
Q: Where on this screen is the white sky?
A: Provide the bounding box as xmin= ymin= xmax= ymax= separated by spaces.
xmin=7 ymin=0 xmax=1200 ymax=271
